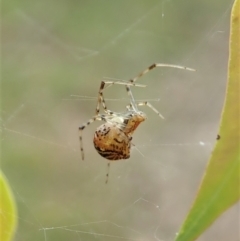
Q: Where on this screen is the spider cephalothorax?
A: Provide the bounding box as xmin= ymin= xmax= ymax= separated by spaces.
xmin=119 ymin=110 xmax=147 ymax=135
xmin=78 ymin=63 xmax=195 ymax=182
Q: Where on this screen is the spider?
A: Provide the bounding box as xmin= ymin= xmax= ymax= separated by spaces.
xmin=79 ymin=63 xmax=195 ymax=183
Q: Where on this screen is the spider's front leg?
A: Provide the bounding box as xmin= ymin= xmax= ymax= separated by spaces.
xmin=129 ymin=63 xmax=196 ymax=83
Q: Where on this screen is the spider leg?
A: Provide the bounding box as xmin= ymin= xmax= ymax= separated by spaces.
xmin=79 ymin=115 xmax=105 ymax=160
xmin=123 ymin=64 xmax=195 ymax=112
xmin=95 ymin=80 xmax=146 ymax=115
xmin=105 ymin=161 xmax=110 ymax=184
xmin=126 ymin=104 xmax=132 ymax=111
xmin=125 ymin=85 xmax=138 ymax=111
xmin=137 ymin=101 xmax=164 ymax=119
xmin=129 ymin=63 xmax=196 ymax=83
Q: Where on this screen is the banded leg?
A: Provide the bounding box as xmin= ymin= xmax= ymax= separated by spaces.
xmin=95 ymin=80 xmax=146 ymax=115
xmin=125 ymin=85 xmax=138 ymax=111
xmin=124 ymin=64 xmax=195 ymax=112
xmin=105 ymin=162 xmax=110 ymax=184
xmin=129 ymin=63 xmax=196 ymax=83
xmin=137 ymin=101 xmax=165 ymax=119
xmin=79 ymin=115 xmax=105 ymax=160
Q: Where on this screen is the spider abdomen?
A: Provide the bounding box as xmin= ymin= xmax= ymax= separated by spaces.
xmin=93 ymin=123 xmax=131 ymax=160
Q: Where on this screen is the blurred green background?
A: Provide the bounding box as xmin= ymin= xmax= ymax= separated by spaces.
xmin=2 ymin=0 xmax=238 ymax=241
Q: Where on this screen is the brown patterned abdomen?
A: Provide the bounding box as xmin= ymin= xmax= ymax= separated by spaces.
xmin=93 ymin=123 xmax=131 ymax=160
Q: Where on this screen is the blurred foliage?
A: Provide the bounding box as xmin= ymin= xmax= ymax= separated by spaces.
xmin=175 ymin=0 xmax=240 ymax=240
xmin=0 ymin=171 xmax=17 ymax=241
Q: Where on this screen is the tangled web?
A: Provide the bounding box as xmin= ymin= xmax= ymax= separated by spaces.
xmin=2 ymin=1 xmax=235 ymax=240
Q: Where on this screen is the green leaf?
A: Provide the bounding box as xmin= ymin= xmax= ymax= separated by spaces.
xmin=0 ymin=171 xmax=18 ymax=241
xmin=174 ymin=1 xmax=240 ymax=240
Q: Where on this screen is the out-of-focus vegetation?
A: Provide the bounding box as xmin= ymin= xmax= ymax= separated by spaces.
xmin=0 ymin=171 xmax=17 ymax=241
xmin=175 ymin=0 xmax=240 ymax=240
